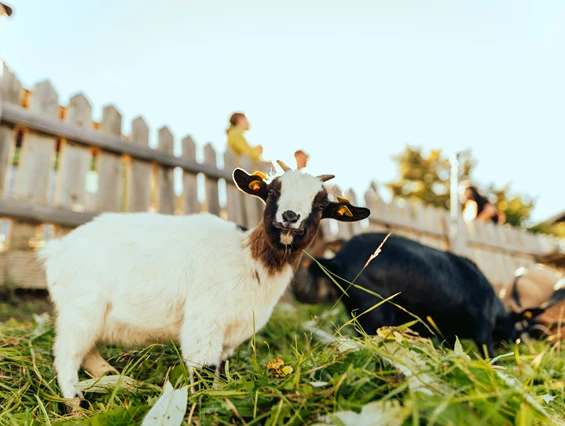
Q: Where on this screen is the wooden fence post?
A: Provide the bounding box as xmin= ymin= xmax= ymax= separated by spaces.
xmin=0 ymin=63 xmax=21 ymax=195
xmin=96 ymin=105 xmax=123 ymax=212
xmin=15 ymin=80 xmax=58 ymax=203
xmin=181 ymin=136 xmax=200 ymax=215
xmin=156 ymin=126 xmax=175 ymax=214
xmin=57 ymin=93 xmax=92 ymax=212
xmin=128 ymin=116 xmax=151 ymax=212
xmin=449 ymin=152 xmax=466 ymax=255
xmin=224 ymin=149 xmax=244 ymax=225
xmin=204 ymin=143 xmax=220 ymax=216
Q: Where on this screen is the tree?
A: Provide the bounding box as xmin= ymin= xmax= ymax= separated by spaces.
xmin=529 ymin=222 xmax=565 ymax=239
xmin=386 ymin=146 xmax=535 ymax=227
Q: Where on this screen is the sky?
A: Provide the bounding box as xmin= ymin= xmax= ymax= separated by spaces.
xmin=1 ymin=0 xmax=564 ymax=223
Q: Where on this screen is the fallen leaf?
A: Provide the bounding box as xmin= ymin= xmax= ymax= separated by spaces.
xmin=314 ymin=399 xmax=412 ymax=426
xmin=75 ymin=375 xmax=161 ymax=394
xmin=141 ymin=381 xmax=188 ymax=426
xmin=309 ymin=381 xmax=329 ymax=388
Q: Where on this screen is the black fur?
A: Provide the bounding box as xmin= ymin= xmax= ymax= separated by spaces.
xmin=297 ymin=232 xmax=538 ymax=358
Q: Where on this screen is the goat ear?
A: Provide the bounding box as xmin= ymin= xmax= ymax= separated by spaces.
xmin=322 ymin=201 xmax=370 ymax=222
xmin=233 ymin=168 xmax=268 ymax=201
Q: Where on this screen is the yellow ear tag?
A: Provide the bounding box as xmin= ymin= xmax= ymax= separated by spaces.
xmin=248 ymin=181 xmax=262 ymax=193
xmin=337 ymin=196 xmax=351 ymax=204
xmin=336 ymin=205 xmax=353 ymax=217
xmin=524 ymin=311 xmax=533 ymax=319
xmin=252 ymin=171 xmax=267 ymax=179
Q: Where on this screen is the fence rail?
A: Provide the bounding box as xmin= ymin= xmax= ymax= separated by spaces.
xmin=1 ymin=62 xmax=564 ymax=291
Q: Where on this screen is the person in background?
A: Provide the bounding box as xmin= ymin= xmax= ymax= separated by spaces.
xmin=460 ymin=182 xmax=506 ymax=225
xmin=226 ymin=112 xmax=262 ymax=162
xmin=294 ymin=150 xmax=309 ymax=171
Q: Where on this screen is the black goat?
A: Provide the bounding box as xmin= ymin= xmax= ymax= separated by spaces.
xmin=294 ymin=232 xmax=542 ymax=357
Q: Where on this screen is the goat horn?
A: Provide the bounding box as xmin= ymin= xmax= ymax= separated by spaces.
xmin=277 ymin=160 xmax=291 ymax=172
xmin=317 ymin=174 xmax=335 ymax=182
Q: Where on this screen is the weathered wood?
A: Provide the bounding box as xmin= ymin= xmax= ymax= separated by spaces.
xmin=364 ymin=187 xmax=389 ymax=233
xmin=57 ymin=93 xmax=92 ymax=211
xmin=1 ymin=102 xmax=234 ymax=181
xmin=203 ymin=143 xmax=220 ymax=216
xmin=250 ymin=160 xmax=271 ymax=222
xmin=181 ymin=136 xmax=200 ymax=214
xmin=0 ymin=250 xmax=46 ymax=289
xmin=156 ymin=126 xmax=175 ymax=214
xmin=0 ymin=65 xmax=22 ymax=196
xmin=127 ymin=116 xmax=151 ymax=212
xmin=95 ymin=105 xmax=123 ymax=212
xmin=345 ymin=188 xmax=363 ymax=236
xmin=0 ymin=196 xmax=96 ymax=227
xmin=14 ymin=81 xmax=58 ymax=203
xmin=241 ymin=155 xmax=260 ymax=227
xmin=329 ymin=185 xmax=351 ymax=241
xmin=1 ymin=63 xmax=23 ymax=104
xmin=224 ymin=149 xmax=244 ymax=225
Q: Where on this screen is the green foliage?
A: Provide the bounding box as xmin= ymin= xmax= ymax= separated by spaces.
xmin=529 ymin=221 xmax=565 ymax=239
xmin=387 ymin=146 xmax=536 ymax=227
xmin=386 ymin=147 xmax=475 ymax=209
xmin=485 ymin=183 xmax=536 ymax=228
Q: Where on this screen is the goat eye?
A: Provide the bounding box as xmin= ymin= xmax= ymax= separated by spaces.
xmin=268 ymin=189 xmax=274 ymax=196
xmin=318 ymin=203 xmax=325 ymax=210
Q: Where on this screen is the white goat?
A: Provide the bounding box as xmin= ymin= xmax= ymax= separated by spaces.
xmin=39 ymin=161 xmax=369 ymax=404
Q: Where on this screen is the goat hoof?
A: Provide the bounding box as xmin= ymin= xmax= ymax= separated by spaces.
xmin=65 ymin=397 xmax=89 ymax=414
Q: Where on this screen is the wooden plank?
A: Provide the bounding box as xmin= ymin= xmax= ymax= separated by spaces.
xmin=127 ymin=116 xmax=151 ymax=212
xmin=411 ymin=201 xmax=431 ymax=246
xmin=386 ymin=199 xmax=410 ymax=239
xmin=345 ymin=188 xmax=363 ymax=236
xmin=203 ymin=143 xmax=220 ymax=216
xmin=252 ymin=160 xmax=271 ymax=222
xmin=95 ymin=105 xmax=123 ymax=212
xmin=1 ymin=63 xmax=23 ymax=105
xmin=181 ymin=136 xmax=200 ymax=215
xmin=364 ymin=187 xmax=389 ymax=233
xmin=0 ymin=250 xmax=46 ymax=289
xmin=156 ymin=126 xmax=175 ymax=214
xmin=329 ymin=185 xmax=351 ymax=241
xmin=241 ymin=155 xmax=260 ymax=227
xmin=57 ymin=93 xmax=92 ymax=211
xmin=0 ymin=196 xmax=96 ymax=226
xmin=223 ymin=149 xmax=244 ymax=225
xmin=14 ymin=81 xmax=58 ymax=203
xmin=1 ymin=102 xmax=234 ymax=181
xmin=0 ymin=65 xmax=22 ymax=196
xmin=484 ymin=221 xmax=505 ymax=289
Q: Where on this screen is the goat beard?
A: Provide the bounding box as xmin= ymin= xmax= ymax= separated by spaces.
xmin=280 ymin=231 xmax=293 ymax=246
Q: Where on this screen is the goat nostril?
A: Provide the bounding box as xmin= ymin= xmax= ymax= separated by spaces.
xmin=282 ymin=210 xmax=300 ymax=224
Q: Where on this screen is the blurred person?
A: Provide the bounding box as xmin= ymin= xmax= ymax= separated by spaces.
xmin=460 ymin=181 xmax=506 ymax=225
xmin=226 ymin=112 xmax=262 ymax=162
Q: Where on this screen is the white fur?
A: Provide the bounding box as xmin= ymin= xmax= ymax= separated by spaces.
xmin=276 ymin=171 xmax=323 ymax=229
xmin=39 ymin=212 xmax=293 ymax=400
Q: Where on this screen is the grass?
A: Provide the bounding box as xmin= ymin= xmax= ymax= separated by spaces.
xmin=1 ymin=294 xmax=565 ymax=426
